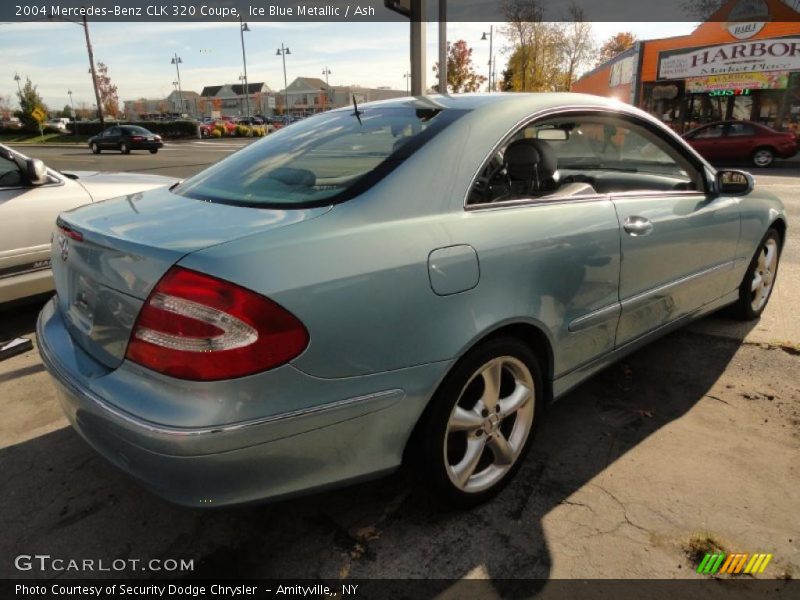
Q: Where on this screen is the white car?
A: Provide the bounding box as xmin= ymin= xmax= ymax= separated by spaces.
xmin=0 ymin=144 xmax=177 ymax=303
xmin=45 ymin=118 xmax=70 ymax=132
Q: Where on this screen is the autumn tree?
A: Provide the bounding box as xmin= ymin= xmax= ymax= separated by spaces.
xmin=560 ymin=4 xmax=595 ymax=91
xmin=95 ymin=62 xmax=120 ymax=118
xmin=15 ymin=77 xmax=47 ymax=131
xmin=433 ymin=39 xmax=487 ymax=93
xmin=596 ymin=32 xmax=637 ymax=66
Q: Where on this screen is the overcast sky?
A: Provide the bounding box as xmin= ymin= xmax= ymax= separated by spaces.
xmin=0 ymin=21 xmax=696 ymax=110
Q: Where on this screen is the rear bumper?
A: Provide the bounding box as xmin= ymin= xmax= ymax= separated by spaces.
xmin=37 ymin=298 xmax=434 ymax=507
xmin=131 ymin=141 xmax=163 ymax=150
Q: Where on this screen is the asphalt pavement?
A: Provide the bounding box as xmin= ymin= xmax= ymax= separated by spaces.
xmin=0 ymin=141 xmax=798 ymax=582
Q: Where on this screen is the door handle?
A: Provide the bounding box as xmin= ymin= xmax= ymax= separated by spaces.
xmin=623 ymin=216 xmax=653 ymax=236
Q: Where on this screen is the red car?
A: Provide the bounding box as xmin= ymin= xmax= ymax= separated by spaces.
xmin=199 ymin=118 xmax=238 ymax=137
xmin=683 ymin=120 xmax=798 ymax=168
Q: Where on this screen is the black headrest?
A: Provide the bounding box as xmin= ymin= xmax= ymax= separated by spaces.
xmin=504 ymin=138 xmax=557 ymax=182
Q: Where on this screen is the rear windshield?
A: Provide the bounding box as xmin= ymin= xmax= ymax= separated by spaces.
xmin=174 ymin=105 xmax=466 ymax=208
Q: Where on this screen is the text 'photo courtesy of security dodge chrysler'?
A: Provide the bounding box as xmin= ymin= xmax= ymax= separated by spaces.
xmin=37 ymin=93 xmax=787 ymax=508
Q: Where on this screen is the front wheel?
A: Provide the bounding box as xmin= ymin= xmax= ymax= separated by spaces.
xmin=90 ymin=142 xmax=100 ymax=154
xmin=414 ymin=337 xmax=544 ymax=507
xmin=752 ymin=147 xmax=774 ymax=168
xmin=729 ymin=228 xmax=781 ymax=320
xmin=149 ymin=149 xmax=158 ymax=154
xmin=120 ymin=142 xmax=130 ymax=154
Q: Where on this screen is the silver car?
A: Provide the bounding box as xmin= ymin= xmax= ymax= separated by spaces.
xmin=38 ymin=94 xmax=786 ymax=507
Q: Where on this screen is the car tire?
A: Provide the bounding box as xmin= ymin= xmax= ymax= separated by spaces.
xmin=413 ymin=336 xmax=544 ymax=508
xmin=729 ymin=227 xmax=782 ymax=320
xmin=149 ymin=149 xmax=158 ymax=154
xmin=90 ymin=143 xmax=100 ymax=154
xmin=752 ymin=147 xmax=774 ymax=168
xmin=120 ymin=142 xmax=130 ymax=154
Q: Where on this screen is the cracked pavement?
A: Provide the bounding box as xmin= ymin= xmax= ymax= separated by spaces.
xmin=0 ymin=153 xmax=798 ymax=581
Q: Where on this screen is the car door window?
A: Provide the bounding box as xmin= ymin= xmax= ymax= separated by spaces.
xmin=727 ymin=123 xmax=756 ymax=137
xmin=692 ymin=124 xmax=725 ymax=139
xmin=468 ymin=113 xmax=704 ymax=205
xmin=109 ymin=127 xmax=121 ymax=136
xmin=0 ymin=155 xmax=22 ymax=188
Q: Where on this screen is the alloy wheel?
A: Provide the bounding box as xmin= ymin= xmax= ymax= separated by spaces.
xmin=444 ymin=356 xmax=535 ymax=494
xmin=750 ymin=238 xmax=778 ymax=312
xmin=753 ymin=149 xmax=773 ymax=167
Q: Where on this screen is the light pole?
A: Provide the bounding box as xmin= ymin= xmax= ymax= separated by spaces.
xmin=170 ymin=53 xmax=184 ymax=117
xmin=13 ymin=73 xmax=21 ymax=95
xmin=321 ymin=67 xmax=331 ymax=111
xmin=68 ymin=89 xmax=76 ymax=136
xmin=276 ymin=44 xmax=291 ymax=116
xmin=403 ymin=71 xmax=411 ymax=95
xmin=481 ymin=26 xmax=493 ymax=92
xmin=239 ymin=17 xmax=251 ymax=120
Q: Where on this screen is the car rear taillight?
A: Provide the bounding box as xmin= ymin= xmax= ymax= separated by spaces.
xmin=131 ymin=136 xmax=144 ymax=142
xmin=57 ymin=222 xmax=83 ymax=241
xmin=125 ymin=267 xmax=308 ymax=381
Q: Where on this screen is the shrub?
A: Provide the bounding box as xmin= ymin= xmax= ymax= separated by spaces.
xmin=210 ymin=128 xmax=222 ymax=138
xmin=65 ymin=119 xmax=199 ymax=138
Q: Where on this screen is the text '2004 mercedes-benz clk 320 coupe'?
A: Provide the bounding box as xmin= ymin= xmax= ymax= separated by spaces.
xmin=38 ymin=93 xmax=786 ymax=507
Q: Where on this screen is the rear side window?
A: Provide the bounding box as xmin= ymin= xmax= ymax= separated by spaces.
xmin=174 ymin=106 xmax=466 ymax=208
xmin=727 ymin=123 xmax=756 ymax=137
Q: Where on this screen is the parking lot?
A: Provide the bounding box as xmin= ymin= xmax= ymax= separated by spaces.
xmin=1 ymin=142 xmax=798 ymax=581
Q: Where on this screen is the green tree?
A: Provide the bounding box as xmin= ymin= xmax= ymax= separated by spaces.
xmin=14 ymin=77 xmax=47 ymax=132
xmin=433 ymin=40 xmax=487 ymax=93
xmin=61 ymin=104 xmax=73 ymax=118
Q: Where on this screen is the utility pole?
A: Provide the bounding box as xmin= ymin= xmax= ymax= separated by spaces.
xmin=481 ymin=26 xmax=494 ymax=92
xmin=276 ymin=44 xmax=291 ymax=116
xmin=410 ymin=0 xmax=426 ymax=95
xmin=438 ymin=1 xmax=447 ymax=94
xmin=82 ymin=16 xmax=104 ymax=127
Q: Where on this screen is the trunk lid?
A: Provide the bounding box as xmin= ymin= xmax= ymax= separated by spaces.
xmin=51 ymin=187 xmax=330 ymax=368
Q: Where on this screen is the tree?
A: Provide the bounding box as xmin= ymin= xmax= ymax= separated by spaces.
xmin=61 ymin=104 xmax=73 ymax=118
xmin=14 ymin=77 xmax=47 ymax=132
xmin=596 ymin=32 xmax=637 ymax=66
xmin=433 ymin=40 xmax=487 ymax=93
xmin=95 ymin=62 xmax=120 ymax=118
xmin=560 ymin=4 xmax=595 ymax=91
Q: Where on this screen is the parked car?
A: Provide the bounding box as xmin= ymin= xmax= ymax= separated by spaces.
xmin=38 ymin=94 xmax=786 ymax=508
xmin=88 ymin=125 xmax=163 ymax=154
xmin=237 ymin=116 xmax=264 ymax=125
xmin=45 ymin=118 xmax=70 ymax=132
xmin=0 ymin=144 xmax=176 ymax=304
xmin=683 ymin=120 xmax=798 ymax=167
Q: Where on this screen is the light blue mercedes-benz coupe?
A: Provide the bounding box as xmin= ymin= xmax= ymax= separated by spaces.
xmin=38 ymin=93 xmax=786 ymax=507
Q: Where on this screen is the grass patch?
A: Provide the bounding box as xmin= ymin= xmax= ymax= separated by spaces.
xmin=0 ymin=133 xmax=90 ymax=144
xmin=684 ymin=533 xmax=729 ymax=568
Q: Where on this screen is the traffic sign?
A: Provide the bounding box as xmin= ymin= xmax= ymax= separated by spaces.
xmin=31 ymin=107 xmax=46 ymax=122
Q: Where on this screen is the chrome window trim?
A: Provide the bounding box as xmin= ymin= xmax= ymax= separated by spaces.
xmin=463 ymin=104 xmax=715 ymax=211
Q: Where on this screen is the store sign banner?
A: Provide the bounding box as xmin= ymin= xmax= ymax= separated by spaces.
xmin=658 ymin=37 xmax=800 ymax=79
xmin=609 ymin=56 xmax=636 ymax=87
xmin=686 ymin=71 xmax=790 ymax=92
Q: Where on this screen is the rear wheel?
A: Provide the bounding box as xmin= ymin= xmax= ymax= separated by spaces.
xmin=415 ymin=337 xmax=544 ymax=507
xmin=120 ymin=142 xmax=130 ymax=154
xmin=149 ymin=149 xmax=158 ymax=154
xmin=729 ymin=228 xmax=781 ymax=320
xmin=752 ymin=147 xmax=774 ymax=168
xmin=90 ymin=142 xmax=100 ymax=154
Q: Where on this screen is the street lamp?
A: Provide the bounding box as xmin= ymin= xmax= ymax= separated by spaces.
xmin=321 ymin=67 xmax=332 ymax=111
xmin=239 ymin=18 xmax=251 ymax=120
xmin=481 ymin=26 xmax=494 ymax=92
xmin=170 ymin=53 xmax=185 ymax=117
xmin=68 ymin=89 xmax=76 ymax=136
xmin=403 ymin=71 xmax=411 ymax=95
xmin=276 ymin=44 xmax=291 ymax=116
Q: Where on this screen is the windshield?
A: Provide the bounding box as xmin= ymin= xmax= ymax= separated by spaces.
xmin=124 ymin=126 xmax=153 ymax=135
xmin=174 ymin=105 xmax=465 ymax=208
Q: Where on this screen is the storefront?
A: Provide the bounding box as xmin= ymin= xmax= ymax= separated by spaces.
xmin=573 ymin=0 xmax=800 ymax=134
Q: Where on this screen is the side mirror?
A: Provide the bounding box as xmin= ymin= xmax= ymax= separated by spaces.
xmin=716 ymin=169 xmax=753 ymax=196
xmin=25 ymin=158 xmax=48 ymax=185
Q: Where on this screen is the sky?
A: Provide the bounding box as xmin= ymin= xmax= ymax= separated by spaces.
xmin=0 ymin=21 xmax=697 ymax=110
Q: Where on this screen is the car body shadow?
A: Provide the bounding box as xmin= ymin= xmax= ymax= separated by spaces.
xmin=0 ymin=322 xmax=755 ymax=585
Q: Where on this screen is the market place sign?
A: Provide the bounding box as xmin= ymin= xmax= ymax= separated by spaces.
xmin=658 ymin=36 xmax=800 ymax=79
xmin=686 ymin=70 xmax=790 ymax=92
